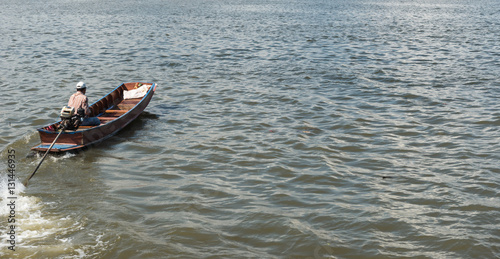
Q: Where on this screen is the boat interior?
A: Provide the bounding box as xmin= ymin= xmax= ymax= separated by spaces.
xmin=43 ymin=82 xmax=152 ymax=132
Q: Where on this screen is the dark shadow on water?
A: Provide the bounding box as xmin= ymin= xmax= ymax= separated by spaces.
xmin=138 ymin=111 xmax=161 ymax=120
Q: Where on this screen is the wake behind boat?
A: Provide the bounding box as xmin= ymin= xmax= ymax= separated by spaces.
xmin=31 ymin=82 xmax=157 ymax=152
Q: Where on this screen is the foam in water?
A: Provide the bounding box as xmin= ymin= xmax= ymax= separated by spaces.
xmin=48 ymin=152 xmax=76 ymax=162
xmin=0 ymin=174 xmax=85 ymax=258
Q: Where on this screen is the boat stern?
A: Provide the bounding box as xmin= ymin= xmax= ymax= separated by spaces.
xmin=32 ymin=128 xmax=85 ymax=152
xmin=31 ymin=143 xmax=85 ymax=152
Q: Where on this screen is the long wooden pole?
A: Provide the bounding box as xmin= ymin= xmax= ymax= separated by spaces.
xmin=23 ymin=127 xmax=65 ymax=187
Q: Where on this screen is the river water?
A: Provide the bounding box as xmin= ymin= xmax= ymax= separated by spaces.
xmin=1 ymin=0 xmax=499 ymax=258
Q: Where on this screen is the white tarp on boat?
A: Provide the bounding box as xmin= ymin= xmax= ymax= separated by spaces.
xmin=123 ymin=84 xmax=151 ymax=99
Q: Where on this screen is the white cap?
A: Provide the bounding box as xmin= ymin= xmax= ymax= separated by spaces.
xmin=76 ymin=82 xmax=87 ymax=90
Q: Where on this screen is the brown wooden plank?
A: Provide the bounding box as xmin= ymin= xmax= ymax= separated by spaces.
xmin=40 ymin=131 xmax=83 ymax=145
xmin=105 ymin=110 xmax=128 ymax=113
xmin=101 ymin=113 xmax=121 ymax=117
xmin=117 ymin=105 xmax=135 ymax=110
xmin=120 ymin=99 xmax=141 ymax=104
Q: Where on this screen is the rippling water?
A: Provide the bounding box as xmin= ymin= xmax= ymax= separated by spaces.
xmin=1 ymin=0 xmax=500 ymax=258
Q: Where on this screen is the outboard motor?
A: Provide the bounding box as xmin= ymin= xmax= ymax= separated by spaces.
xmin=59 ymin=106 xmax=83 ymax=130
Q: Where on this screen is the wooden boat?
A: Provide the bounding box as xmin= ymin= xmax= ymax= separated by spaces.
xmin=31 ymin=82 xmax=157 ymax=152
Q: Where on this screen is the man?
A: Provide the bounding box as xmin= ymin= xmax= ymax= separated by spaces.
xmin=68 ymin=82 xmax=101 ymax=126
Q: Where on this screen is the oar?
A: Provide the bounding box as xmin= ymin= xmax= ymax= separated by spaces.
xmin=23 ymin=126 xmax=65 ymax=187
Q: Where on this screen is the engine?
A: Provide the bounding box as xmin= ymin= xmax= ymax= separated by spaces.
xmin=59 ymin=106 xmax=84 ymax=130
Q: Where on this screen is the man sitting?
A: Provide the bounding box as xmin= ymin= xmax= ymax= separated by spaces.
xmin=68 ymin=82 xmax=101 ymax=126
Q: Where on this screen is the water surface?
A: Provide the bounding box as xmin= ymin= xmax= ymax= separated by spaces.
xmin=1 ymin=0 xmax=499 ymax=258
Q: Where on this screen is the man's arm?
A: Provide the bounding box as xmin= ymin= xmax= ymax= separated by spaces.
xmin=83 ymin=97 xmax=91 ymax=116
